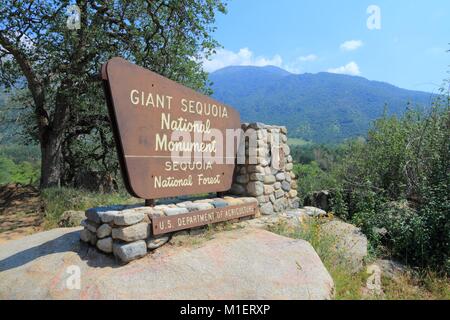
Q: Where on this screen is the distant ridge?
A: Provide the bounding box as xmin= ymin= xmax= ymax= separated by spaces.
xmin=209 ymin=66 xmax=435 ymax=143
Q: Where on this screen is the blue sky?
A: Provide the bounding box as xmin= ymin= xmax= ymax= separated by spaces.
xmin=203 ymin=0 xmax=450 ymax=93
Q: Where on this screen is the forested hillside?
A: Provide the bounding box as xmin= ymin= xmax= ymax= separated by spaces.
xmin=210 ymin=66 xmax=436 ymax=143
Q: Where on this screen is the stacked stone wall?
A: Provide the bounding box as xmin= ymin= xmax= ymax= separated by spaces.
xmin=229 ymin=123 xmax=300 ymax=214
xmin=80 ymin=197 xmax=258 ymax=263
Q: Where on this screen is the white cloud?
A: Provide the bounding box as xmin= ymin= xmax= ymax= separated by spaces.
xmin=340 ymin=40 xmax=363 ymax=51
xmin=202 ymin=48 xmax=283 ymax=72
xmin=327 ymin=61 xmax=361 ymax=76
xmin=202 ymin=48 xmax=320 ymax=74
xmin=298 ymin=54 xmax=318 ymax=62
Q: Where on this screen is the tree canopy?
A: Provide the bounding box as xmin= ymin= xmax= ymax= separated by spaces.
xmin=0 ymin=0 xmax=226 ymax=188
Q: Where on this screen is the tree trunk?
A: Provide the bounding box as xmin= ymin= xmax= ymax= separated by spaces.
xmin=39 ymin=131 xmax=63 ymax=188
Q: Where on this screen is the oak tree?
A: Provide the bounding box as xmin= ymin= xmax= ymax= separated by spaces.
xmin=0 ymin=0 xmax=226 ymax=188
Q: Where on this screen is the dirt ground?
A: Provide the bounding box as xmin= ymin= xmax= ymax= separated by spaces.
xmin=0 ymin=184 xmax=44 ymax=244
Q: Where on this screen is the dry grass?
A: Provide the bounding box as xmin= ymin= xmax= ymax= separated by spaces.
xmin=267 ymin=217 xmax=450 ymax=300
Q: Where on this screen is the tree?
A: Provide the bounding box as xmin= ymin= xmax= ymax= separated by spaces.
xmin=0 ymin=0 xmax=226 ymax=188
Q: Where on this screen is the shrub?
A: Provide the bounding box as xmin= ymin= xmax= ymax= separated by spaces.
xmin=293 ymin=161 xmax=338 ymax=203
xmin=336 ymin=99 xmax=450 ymax=272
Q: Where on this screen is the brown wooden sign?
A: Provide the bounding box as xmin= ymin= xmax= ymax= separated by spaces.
xmin=151 ymin=202 xmax=258 ymax=235
xmin=102 ymin=58 xmax=241 ymax=199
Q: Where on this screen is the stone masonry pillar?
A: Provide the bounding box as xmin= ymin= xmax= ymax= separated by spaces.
xmin=229 ymin=123 xmax=300 ymax=215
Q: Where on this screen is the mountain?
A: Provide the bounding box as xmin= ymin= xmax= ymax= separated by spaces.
xmin=209 ymin=66 xmax=436 ymax=143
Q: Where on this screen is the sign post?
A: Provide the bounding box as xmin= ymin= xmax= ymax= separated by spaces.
xmin=101 ymin=57 xmax=241 ymax=202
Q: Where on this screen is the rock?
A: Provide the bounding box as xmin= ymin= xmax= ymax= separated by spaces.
xmin=80 ymin=228 xmax=96 ymax=244
xmin=153 ymin=205 xmax=169 ymax=211
xmin=275 ymin=189 xmax=284 ymax=199
xmin=275 ymin=172 xmax=285 ymax=181
xmin=85 ymin=208 xmax=102 ymax=224
xmin=185 ymin=203 xmax=213 ymax=212
xmin=304 ymin=206 xmax=327 ymax=217
xmin=235 ymin=175 xmax=249 ymax=184
xmin=247 ymin=181 xmax=264 ymax=197
xmin=289 ymin=197 xmax=300 ymax=209
xmin=58 ymin=211 xmax=85 ymax=227
xmin=85 ymin=205 xmax=137 ymax=223
xmin=175 ymin=201 xmax=193 ymax=208
xmin=288 ymin=190 xmax=298 ymax=198
xmin=281 ymin=181 xmax=291 ymax=192
xmin=264 ymin=185 xmax=274 ymax=195
xmin=134 ymin=207 xmax=158 ymax=215
xmin=85 ymin=205 xmax=126 ymax=224
xmin=0 ymin=227 xmax=334 ymax=299
xmin=193 ymin=199 xmax=215 ymax=204
xmin=269 ymin=194 xmax=276 ymax=204
xmin=98 ymin=211 xmax=119 ymax=223
xmin=96 ymin=237 xmax=113 ymax=253
xmin=96 ymin=224 xmax=112 ymax=239
xmin=112 ymin=223 xmax=150 ymax=242
xmin=230 ymin=183 xmax=246 ymax=195
xmin=249 ymin=173 xmax=264 ymax=182
xmin=257 ymin=147 xmax=268 ymax=156
xmin=285 ymin=209 xmax=309 ymax=223
xmin=365 ymin=264 xmax=383 ymax=296
xmin=247 ymin=165 xmax=264 ymax=174
xmin=282 ymin=144 xmax=290 ymax=155
xmin=304 ymin=190 xmax=332 ymax=212
xmin=80 ymin=219 xmax=99 ymax=233
xmin=239 ymin=197 xmax=258 ymax=204
xmin=274 ymin=182 xmax=281 ymax=190
xmin=248 ymin=122 xmax=266 ymax=129
xmin=211 ymin=200 xmax=228 ymax=208
xmin=263 ymin=175 xmax=276 ymax=184
xmin=147 ymin=235 xmax=170 ymax=250
xmin=260 ymin=202 xmax=274 ymax=215
xmin=273 ymin=198 xmax=287 ymax=212
xmin=113 ymin=209 xmax=145 ymax=226
xmin=164 ymin=207 xmax=190 ymax=215
xmin=113 ymin=240 xmax=147 ymax=263
xmin=374 ymin=259 xmax=406 ymax=279
xmin=223 ymin=197 xmax=244 ymax=206
xmin=257 ymin=195 xmax=269 ymax=203
xmin=321 ymin=220 xmax=368 ymax=273
xmin=285 ymin=163 xmax=293 ymax=171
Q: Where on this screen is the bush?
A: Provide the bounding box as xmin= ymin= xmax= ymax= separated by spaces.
xmin=293 ymin=161 xmax=338 ymax=202
xmin=335 ymin=100 xmax=450 ymax=272
xmin=0 ymin=155 xmax=40 ymax=185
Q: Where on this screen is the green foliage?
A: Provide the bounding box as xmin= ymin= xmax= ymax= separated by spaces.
xmin=0 ymin=144 xmax=41 ymax=185
xmin=290 ymin=93 xmax=449 ymax=272
xmin=334 ymin=98 xmax=450 ymax=272
xmin=293 ymin=162 xmax=337 ymax=200
xmin=41 ymin=187 xmax=141 ymax=229
xmin=210 ymin=66 xmax=435 ymax=143
xmin=0 ymin=144 xmax=40 ymax=163
xmin=0 ymin=0 xmax=227 ymax=187
xmin=0 ymin=155 xmax=40 ymax=185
